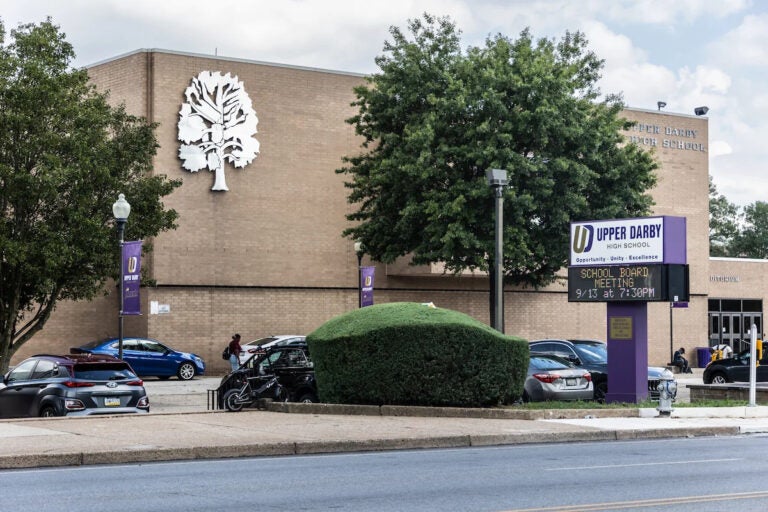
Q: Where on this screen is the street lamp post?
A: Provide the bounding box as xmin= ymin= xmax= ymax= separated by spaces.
xmin=354 ymin=241 xmax=363 ymax=308
xmin=112 ymin=193 xmax=131 ymax=360
xmin=486 ymin=169 xmax=508 ymax=333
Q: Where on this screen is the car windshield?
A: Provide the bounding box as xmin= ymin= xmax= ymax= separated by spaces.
xmin=573 ymin=343 xmax=607 ymax=364
xmin=73 ymin=363 xmax=137 ymax=381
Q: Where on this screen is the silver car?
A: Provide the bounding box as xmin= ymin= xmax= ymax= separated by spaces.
xmin=523 ymin=354 xmax=594 ymax=402
xmin=238 ymin=335 xmax=306 ymax=365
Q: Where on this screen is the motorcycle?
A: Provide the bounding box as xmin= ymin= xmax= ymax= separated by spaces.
xmin=222 ymin=374 xmax=288 ymax=412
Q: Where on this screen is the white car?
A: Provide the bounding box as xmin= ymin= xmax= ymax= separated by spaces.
xmin=238 ymin=335 xmax=306 ymax=365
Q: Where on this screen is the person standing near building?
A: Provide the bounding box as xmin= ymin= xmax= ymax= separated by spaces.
xmin=228 ymin=334 xmax=243 ymax=372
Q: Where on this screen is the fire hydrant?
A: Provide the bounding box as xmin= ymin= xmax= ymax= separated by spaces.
xmin=656 ymin=369 xmax=677 ymax=416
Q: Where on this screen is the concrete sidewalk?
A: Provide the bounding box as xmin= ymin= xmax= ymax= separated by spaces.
xmin=1 ymin=405 xmax=765 ymax=470
xmin=1 ymin=370 xmax=766 ymax=470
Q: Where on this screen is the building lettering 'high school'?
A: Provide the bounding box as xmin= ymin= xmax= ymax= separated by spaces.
xmin=18 ymin=49 xmax=765 ymax=372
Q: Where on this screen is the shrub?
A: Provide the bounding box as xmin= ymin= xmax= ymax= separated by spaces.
xmin=307 ymin=302 xmax=528 ymax=407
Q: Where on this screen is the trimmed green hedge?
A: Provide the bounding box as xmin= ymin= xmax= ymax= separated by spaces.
xmin=307 ymin=302 xmax=528 ymax=407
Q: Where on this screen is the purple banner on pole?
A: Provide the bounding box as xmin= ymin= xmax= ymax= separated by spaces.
xmin=360 ymin=266 xmax=375 ymax=307
xmin=122 ymin=241 xmax=142 ymax=315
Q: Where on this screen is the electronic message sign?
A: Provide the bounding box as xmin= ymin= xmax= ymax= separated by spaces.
xmin=568 ymin=264 xmax=668 ymax=302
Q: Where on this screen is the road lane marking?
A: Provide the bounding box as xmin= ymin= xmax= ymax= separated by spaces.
xmin=545 ymin=457 xmax=740 ymax=471
xmin=503 ymin=490 xmax=768 ymax=511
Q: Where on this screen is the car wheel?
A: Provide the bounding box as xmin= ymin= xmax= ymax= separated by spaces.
xmin=297 ymin=392 xmax=318 ymax=403
xmin=177 ymin=362 xmax=196 ymax=381
xmin=594 ymin=382 xmax=608 ymax=402
xmin=223 ymin=389 xmax=244 ymax=412
xmin=521 ymin=391 xmax=531 ymax=403
xmin=39 ymin=406 xmax=58 ymax=418
xmin=710 ymin=372 xmax=729 ymax=384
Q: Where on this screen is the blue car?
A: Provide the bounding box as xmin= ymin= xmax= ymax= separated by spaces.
xmin=72 ymin=338 xmax=205 ymax=381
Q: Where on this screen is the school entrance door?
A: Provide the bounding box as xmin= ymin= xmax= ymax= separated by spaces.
xmin=708 ymin=299 xmax=763 ymax=353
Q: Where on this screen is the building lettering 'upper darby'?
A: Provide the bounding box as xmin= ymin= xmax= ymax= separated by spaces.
xmin=624 ymin=122 xmax=706 ymax=152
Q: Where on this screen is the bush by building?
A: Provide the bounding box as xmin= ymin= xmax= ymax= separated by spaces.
xmin=307 ymin=302 xmax=528 ymax=407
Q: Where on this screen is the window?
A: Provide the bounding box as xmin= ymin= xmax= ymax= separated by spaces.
xmin=121 ymin=340 xmax=138 ymax=351
xmin=31 ymin=360 xmax=56 ymax=380
xmin=7 ymin=360 xmax=38 ymax=383
xmin=143 ymin=341 xmax=167 ymax=353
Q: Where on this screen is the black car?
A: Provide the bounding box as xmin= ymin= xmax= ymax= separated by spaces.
xmin=0 ymin=354 xmax=149 ymax=418
xmin=529 ymin=339 xmax=671 ymax=401
xmin=703 ymin=351 xmax=768 ymax=383
xmin=215 ymin=344 xmax=318 ymax=407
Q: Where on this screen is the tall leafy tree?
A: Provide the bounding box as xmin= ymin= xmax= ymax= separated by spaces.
xmin=339 ymin=14 xmax=657 ymax=288
xmin=708 ymin=176 xmax=740 ymax=257
xmin=733 ymin=202 xmax=768 ymax=259
xmin=0 ymin=19 xmax=181 ymax=373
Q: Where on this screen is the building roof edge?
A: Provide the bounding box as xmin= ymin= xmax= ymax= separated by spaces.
xmin=84 ymin=48 xmax=367 ymax=78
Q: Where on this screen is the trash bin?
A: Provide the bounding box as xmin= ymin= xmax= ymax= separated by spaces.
xmin=696 ymin=347 xmax=710 ymax=368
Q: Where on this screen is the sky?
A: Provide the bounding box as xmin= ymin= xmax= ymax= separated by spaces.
xmin=2 ymin=0 xmax=766 ymax=207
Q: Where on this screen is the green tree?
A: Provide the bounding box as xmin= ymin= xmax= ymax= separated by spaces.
xmin=709 ymin=176 xmax=740 ymax=257
xmin=0 ymin=19 xmax=181 ymax=373
xmin=732 ymin=201 xmax=768 ymax=259
xmin=338 ymin=14 xmax=657 ymax=288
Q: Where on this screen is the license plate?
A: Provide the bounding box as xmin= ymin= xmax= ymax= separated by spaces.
xmin=104 ymin=397 xmax=121 ymax=407
xmin=566 ymin=378 xmax=577 ymax=386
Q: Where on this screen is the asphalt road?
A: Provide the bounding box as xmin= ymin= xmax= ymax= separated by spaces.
xmin=2 ymin=435 xmax=767 ymax=512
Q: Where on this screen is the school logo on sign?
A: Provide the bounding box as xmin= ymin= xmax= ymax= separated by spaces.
xmin=572 ymin=225 xmax=594 ymax=254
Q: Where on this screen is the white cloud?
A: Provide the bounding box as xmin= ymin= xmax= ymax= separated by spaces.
xmin=597 ymin=0 xmax=750 ymax=25
xmin=709 ymin=13 xmax=768 ymax=68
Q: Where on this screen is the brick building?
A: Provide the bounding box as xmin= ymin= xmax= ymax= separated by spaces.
xmin=16 ymin=49 xmax=764 ymax=373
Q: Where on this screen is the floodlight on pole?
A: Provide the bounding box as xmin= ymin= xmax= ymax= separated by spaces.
xmin=486 ymin=169 xmax=508 ymax=333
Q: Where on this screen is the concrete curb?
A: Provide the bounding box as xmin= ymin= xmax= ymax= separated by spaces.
xmin=264 ymin=401 xmax=645 ymax=420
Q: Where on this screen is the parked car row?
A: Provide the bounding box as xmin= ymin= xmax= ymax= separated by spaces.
xmin=1 ymin=333 xmax=684 ymax=417
xmin=528 ymin=338 xmax=675 ymax=402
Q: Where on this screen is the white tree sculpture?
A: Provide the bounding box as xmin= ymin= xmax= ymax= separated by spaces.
xmin=177 ymin=71 xmax=259 ymax=191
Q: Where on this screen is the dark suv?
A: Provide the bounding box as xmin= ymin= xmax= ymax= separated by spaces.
xmin=215 ymin=343 xmax=317 ymax=408
xmin=0 ymin=354 xmax=150 ymax=418
xmin=529 ymin=339 xmax=671 ymax=401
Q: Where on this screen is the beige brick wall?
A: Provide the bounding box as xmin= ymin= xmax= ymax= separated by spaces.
xmin=13 ymin=50 xmax=755 ymax=373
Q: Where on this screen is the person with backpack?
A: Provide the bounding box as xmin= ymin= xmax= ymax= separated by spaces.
xmin=226 ymin=334 xmax=243 ymax=372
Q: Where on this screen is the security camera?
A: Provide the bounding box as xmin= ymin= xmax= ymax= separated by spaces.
xmin=657 ymin=101 xmax=667 ymax=110
xmin=694 ymin=106 xmax=709 ymax=116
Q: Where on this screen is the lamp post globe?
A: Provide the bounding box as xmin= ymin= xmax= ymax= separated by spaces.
xmin=112 ymin=194 xmax=131 ymax=359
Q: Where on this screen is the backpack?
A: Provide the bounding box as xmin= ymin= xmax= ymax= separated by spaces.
xmin=221 ymin=346 xmax=231 ymax=360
